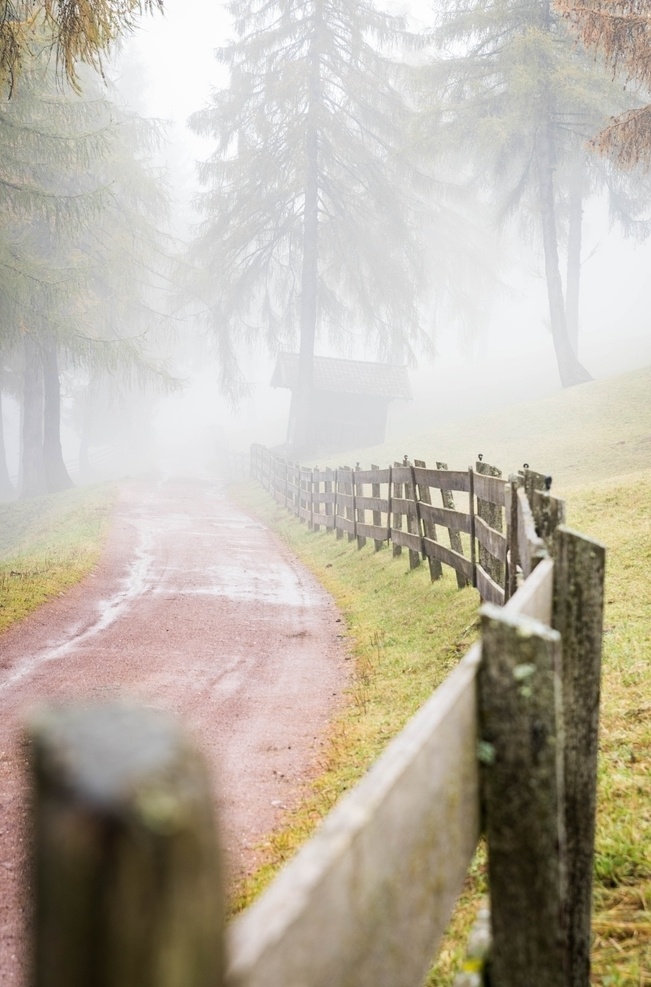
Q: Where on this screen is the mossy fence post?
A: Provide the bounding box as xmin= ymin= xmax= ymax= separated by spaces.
xmin=371 ymin=464 xmax=383 ymax=553
xmin=392 ymin=461 xmax=403 ymax=558
xmin=29 ymin=705 xmax=224 ymax=987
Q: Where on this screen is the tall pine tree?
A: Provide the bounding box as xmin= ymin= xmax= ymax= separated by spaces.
xmin=187 ymin=0 xmax=429 ymax=453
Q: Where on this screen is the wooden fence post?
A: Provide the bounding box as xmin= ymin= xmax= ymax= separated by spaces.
xmin=356 ymin=465 xmax=366 ymax=550
xmin=414 ymin=459 xmax=443 ymax=582
xmin=325 ymin=468 xmax=333 ymax=530
xmin=532 ymin=488 xmax=566 ymax=549
xmin=506 ymin=475 xmax=520 ymax=600
xmin=392 ymin=461 xmax=403 ymax=557
xmin=476 ymin=457 xmax=504 ymax=587
xmin=345 ymin=467 xmax=356 ymax=543
xmin=371 ymin=464 xmax=384 ymax=553
xmin=468 ymin=467 xmax=477 ymax=587
xmin=309 ymin=467 xmax=316 ymax=531
xmin=404 ymin=457 xmax=421 ymax=570
xmin=478 ymin=605 xmax=565 ymax=987
xmin=436 ymin=461 xmax=468 ymax=590
xmin=335 ymin=469 xmax=344 ymax=540
xmin=553 ymin=527 xmax=606 ymax=987
xmin=29 ymin=704 xmax=224 ymax=987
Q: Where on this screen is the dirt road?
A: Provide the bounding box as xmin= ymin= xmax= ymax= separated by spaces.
xmin=0 ymin=477 xmax=349 ymax=985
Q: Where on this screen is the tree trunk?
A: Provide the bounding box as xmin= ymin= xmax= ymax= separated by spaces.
xmin=292 ymin=14 xmax=321 ymax=458
xmin=42 ymin=335 xmax=73 ymax=493
xmin=20 ymin=334 xmax=47 ymax=499
xmin=536 ymin=119 xmax=592 ymax=388
xmin=565 ymin=159 xmax=584 ymax=358
xmin=0 ymin=387 xmax=15 ymax=500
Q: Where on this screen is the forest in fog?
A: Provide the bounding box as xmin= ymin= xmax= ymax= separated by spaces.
xmin=1 ymin=0 xmax=650 ymax=497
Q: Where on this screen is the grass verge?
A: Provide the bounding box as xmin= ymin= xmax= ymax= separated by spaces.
xmin=0 ymin=484 xmax=117 ymax=634
xmin=230 ymin=368 xmax=651 ymax=986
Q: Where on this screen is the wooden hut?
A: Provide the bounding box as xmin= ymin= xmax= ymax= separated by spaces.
xmin=271 ymin=353 xmax=411 ymax=453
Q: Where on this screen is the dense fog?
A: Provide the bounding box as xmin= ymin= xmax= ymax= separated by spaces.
xmin=1 ymin=0 xmax=650 ymax=495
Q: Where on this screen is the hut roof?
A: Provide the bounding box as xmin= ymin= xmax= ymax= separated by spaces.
xmin=271 ymin=353 xmax=411 ymax=400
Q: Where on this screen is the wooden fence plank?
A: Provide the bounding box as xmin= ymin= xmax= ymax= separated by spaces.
xmin=473 ymin=472 xmax=507 ymax=505
xmin=475 ymin=564 xmax=505 ymax=606
xmin=503 ymin=556 xmax=554 ymax=623
xmin=391 ymin=528 xmax=422 ymax=554
xmin=412 ymin=467 xmax=471 ymax=493
xmin=404 ymin=459 xmax=421 ymax=570
xmin=371 ymin=465 xmax=384 ymax=553
xmin=414 ymin=459 xmax=443 ymax=582
xmin=419 ymin=502 xmax=472 ymax=534
xmin=226 ymin=648 xmax=482 ymax=987
xmin=476 ymin=460 xmax=504 ymax=587
xmin=422 ymin=537 xmax=475 ymax=583
xmin=516 ymin=487 xmax=546 ymax=577
xmin=356 ymin=521 xmax=389 ymax=542
xmin=478 ymin=606 xmax=565 ymax=987
xmin=436 ymin=462 xmax=469 ymax=590
xmin=553 ymin=527 xmax=606 ymax=987
xmin=355 ymin=469 xmax=367 ymax=550
xmin=474 ymin=516 xmax=508 ymax=563
xmin=392 ymin=462 xmax=403 ymax=558
xmin=29 ymin=705 xmax=224 ymax=987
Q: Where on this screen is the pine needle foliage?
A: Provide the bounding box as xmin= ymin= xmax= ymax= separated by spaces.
xmin=0 ymin=0 xmax=163 ymax=94
xmin=556 ymin=0 xmax=651 ymax=166
xmin=186 ymin=0 xmax=430 ymax=401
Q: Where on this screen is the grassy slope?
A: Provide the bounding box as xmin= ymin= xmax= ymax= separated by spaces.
xmin=233 ymin=364 xmax=651 ymax=986
xmin=0 ymin=484 xmax=116 ymax=633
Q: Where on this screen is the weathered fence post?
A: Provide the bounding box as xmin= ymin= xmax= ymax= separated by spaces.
xmin=392 ymin=461 xmax=403 ymax=557
xmin=476 ymin=457 xmax=504 ymax=587
xmin=553 ymin=527 xmax=606 ymax=987
xmin=29 ymin=704 xmax=224 ymax=987
xmin=506 ymin=475 xmax=520 ymax=600
xmin=325 ymin=468 xmax=333 ymax=530
xmin=404 ymin=457 xmax=421 ymax=570
xmin=371 ymin=464 xmax=384 ymax=553
xmin=532 ymin=487 xmax=566 ymax=548
xmin=436 ymin=461 xmax=469 ymax=590
xmin=468 ymin=467 xmax=477 ymax=587
xmin=478 ymin=605 xmax=565 ymax=987
xmin=356 ymin=465 xmax=366 ymax=550
xmin=414 ymin=459 xmax=443 ymax=582
xmin=335 ymin=468 xmax=344 ymax=540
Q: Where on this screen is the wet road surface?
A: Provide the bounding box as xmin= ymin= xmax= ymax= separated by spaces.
xmin=0 ymin=477 xmax=349 ymax=986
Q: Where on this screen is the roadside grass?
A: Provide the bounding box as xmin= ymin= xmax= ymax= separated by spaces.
xmin=0 ymin=485 xmax=116 ymax=634
xmin=229 ymin=480 xmax=479 ymax=913
xmin=230 ymin=365 xmax=651 ymax=986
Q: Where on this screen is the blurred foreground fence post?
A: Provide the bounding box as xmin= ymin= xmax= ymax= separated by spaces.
xmin=29 ymin=705 xmax=224 ymax=987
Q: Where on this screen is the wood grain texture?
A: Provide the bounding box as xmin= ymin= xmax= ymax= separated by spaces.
xmin=553 ymin=527 xmax=606 ymax=987
xmin=227 ymin=648 xmax=481 ymax=987
xmin=478 ymin=606 xmax=565 ymax=987
xmin=29 ymin=705 xmax=224 ymax=987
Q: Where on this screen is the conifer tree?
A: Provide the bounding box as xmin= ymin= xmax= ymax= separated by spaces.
xmin=0 ymin=49 xmax=173 ymax=497
xmin=419 ymin=0 xmax=645 ymax=384
xmin=1 ymin=0 xmax=163 ymax=94
xmin=187 ymin=0 xmax=429 ymax=453
xmin=557 ymin=0 xmax=651 ymax=166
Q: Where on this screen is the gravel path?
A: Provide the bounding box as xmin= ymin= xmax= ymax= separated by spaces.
xmin=0 ymin=477 xmax=350 ymax=985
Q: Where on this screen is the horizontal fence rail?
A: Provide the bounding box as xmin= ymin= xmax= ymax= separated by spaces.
xmin=27 ymin=447 xmax=605 ymax=987
xmin=250 ymin=444 xmax=566 ymax=606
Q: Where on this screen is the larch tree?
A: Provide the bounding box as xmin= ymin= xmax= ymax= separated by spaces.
xmin=186 ymin=0 xmax=430 ymax=454
xmin=0 ymin=48 xmax=174 ymax=498
xmin=418 ymin=0 xmax=645 ymax=384
xmin=557 ymin=0 xmax=651 ymax=166
xmin=0 ymin=0 xmax=163 ymax=93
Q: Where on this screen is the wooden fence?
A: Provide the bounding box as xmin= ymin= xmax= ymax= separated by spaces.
xmin=249 ymin=443 xmax=565 ymax=606
xmin=27 ymin=445 xmax=606 ymax=987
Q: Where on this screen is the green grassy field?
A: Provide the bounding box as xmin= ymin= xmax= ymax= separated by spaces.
xmin=232 ymin=364 xmax=651 ymax=986
xmin=0 ymin=484 xmax=116 ymax=633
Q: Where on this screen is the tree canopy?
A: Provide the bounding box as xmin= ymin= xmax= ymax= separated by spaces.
xmin=0 ymin=0 xmax=163 ymax=92
xmin=186 ymin=0 xmax=431 ymax=449
xmin=557 ymin=0 xmax=651 ymax=165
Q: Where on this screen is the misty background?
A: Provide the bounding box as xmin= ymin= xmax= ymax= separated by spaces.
xmin=1 ymin=0 xmax=650 ymax=492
